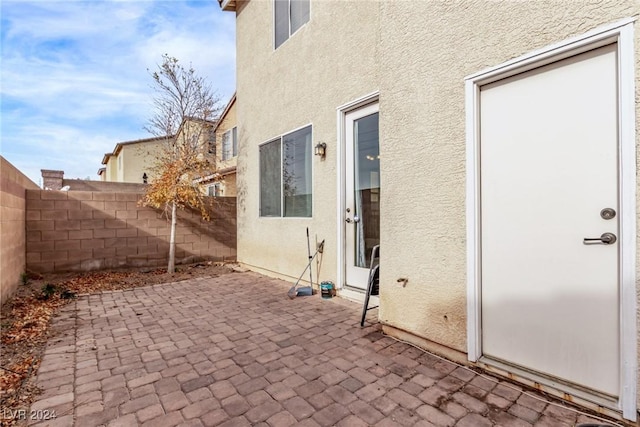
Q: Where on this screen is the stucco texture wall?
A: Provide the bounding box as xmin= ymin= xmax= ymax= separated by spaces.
xmin=377 ymin=0 xmax=639 ymax=354
xmin=1 ymin=156 xmax=39 ymax=304
xmin=235 ymin=0 xmax=640 ymax=395
xmin=215 ymin=98 xmax=238 ymax=196
xmin=106 ymin=156 xmax=117 ymax=182
xmin=217 ymin=97 xmax=238 ymax=171
xmin=121 ymin=141 xmax=162 ymax=184
xmin=235 ymin=0 xmax=380 ymax=282
xmin=221 ymin=172 xmax=237 ymax=197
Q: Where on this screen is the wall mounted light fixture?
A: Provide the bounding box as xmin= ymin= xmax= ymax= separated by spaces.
xmin=314 ymin=142 xmax=327 ymax=158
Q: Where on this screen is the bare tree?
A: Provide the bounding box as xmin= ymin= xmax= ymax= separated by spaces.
xmin=140 ymin=54 xmax=223 ymax=273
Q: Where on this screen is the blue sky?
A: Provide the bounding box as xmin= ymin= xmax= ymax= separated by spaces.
xmin=1 ymin=0 xmax=236 ymax=185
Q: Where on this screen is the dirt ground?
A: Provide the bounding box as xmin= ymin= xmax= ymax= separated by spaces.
xmin=0 ymin=261 xmax=235 ymax=426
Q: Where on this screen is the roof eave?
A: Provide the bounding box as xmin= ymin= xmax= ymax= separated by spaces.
xmin=219 ymin=0 xmax=236 ymax=12
xmin=213 ymin=92 xmax=237 ymax=132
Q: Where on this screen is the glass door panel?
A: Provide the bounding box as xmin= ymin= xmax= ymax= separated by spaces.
xmin=344 ymin=102 xmax=380 ymax=289
xmin=354 ymin=113 xmax=380 ymax=268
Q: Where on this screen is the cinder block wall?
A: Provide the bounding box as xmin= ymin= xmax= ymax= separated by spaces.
xmin=25 ymin=190 xmax=236 ymax=273
xmin=1 ymin=157 xmax=39 ymax=304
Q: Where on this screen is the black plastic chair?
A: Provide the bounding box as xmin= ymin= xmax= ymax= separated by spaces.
xmin=360 ymin=245 xmax=380 ymax=327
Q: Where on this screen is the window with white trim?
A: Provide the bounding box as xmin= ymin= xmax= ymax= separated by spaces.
xmin=222 ymin=127 xmax=238 ymax=161
xmin=274 ymin=0 xmax=309 ymax=49
xmin=260 ymin=125 xmax=312 ymax=217
xmin=232 ymin=127 xmax=238 ymax=157
xmin=208 ymin=183 xmax=222 ymax=197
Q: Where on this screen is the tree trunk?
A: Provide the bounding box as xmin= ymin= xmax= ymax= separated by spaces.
xmin=168 ymin=201 xmax=177 ymax=273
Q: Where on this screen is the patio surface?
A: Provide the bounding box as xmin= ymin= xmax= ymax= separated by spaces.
xmin=28 ymin=272 xmax=611 ymax=427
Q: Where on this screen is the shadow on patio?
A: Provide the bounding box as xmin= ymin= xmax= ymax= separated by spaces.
xmin=29 ymin=272 xmax=613 ymax=427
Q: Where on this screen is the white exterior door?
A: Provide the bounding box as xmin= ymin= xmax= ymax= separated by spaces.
xmin=480 ymin=44 xmax=619 ymax=396
xmin=345 ymin=103 xmax=380 ymax=289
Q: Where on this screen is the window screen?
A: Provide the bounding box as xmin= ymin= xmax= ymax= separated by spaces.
xmin=259 ymin=139 xmax=282 ymax=216
xmin=274 ymin=0 xmax=309 ymax=49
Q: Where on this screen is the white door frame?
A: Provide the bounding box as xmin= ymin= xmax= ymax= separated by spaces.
xmin=336 ymin=91 xmax=379 ymax=299
xmin=465 ymin=18 xmax=636 ymax=420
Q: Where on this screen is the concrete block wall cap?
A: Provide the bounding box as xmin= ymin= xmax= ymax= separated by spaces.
xmin=41 ymin=170 xmax=64 ymax=176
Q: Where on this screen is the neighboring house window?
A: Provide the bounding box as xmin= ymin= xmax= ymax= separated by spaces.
xmin=275 ymin=0 xmax=310 ymax=49
xmin=232 ymin=127 xmax=238 ymax=157
xmin=222 ymin=127 xmax=238 ymax=161
xmin=222 ymin=131 xmax=231 ymax=161
xmin=259 ymin=125 xmax=312 ymax=217
xmin=208 ymin=183 xmax=222 ymax=197
xmin=208 ymin=129 xmax=216 ymax=154
xmin=118 ymin=156 xmax=122 ymax=169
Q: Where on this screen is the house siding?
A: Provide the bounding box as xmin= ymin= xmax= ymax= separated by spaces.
xmin=202 ymin=95 xmax=238 ymax=197
xmin=236 ymin=0 xmax=380 ymax=281
xmin=121 ymin=140 xmax=162 ymax=184
xmin=106 ymin=156 xmax=117 ymax=182
xmin=216 ymin=96 xmax=238 ymax=174
xmin=377 ymin=0 xmax=640 ymax=367
xmin=235 ymin=0 xmax=640 ymax=412
xmin=103 ymin=140 xmax=163 ymax=184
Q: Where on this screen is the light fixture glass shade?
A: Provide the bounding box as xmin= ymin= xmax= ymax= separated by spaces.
xmin=314 ymin=142 xmax=326 ymax=157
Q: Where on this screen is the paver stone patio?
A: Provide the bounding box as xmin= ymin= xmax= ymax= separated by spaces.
xmin=27 ymin=272 xmax=612 ymax=427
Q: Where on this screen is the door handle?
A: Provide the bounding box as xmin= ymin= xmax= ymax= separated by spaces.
xmin=353 ymin=216 xmax=360 ymax=223
xmin=583 ymin=232 xmax=617 ymax=245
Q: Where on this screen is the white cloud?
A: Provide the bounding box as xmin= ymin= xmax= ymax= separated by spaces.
xmin=0 ymin=0 xmax=236 ymax=184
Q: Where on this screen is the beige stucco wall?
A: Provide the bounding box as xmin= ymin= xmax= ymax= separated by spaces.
xmin=206 ymin=97 xmax=238 ymax=197
xmin=236 ymin=0 xmax=640 ymax=410
xmin=1 ymin=156 xmax=39 ymax=304
xmin=216 ymin=97 xmax=238 ymax=172
xmin=105 ymin=156 xmax=117 ymax=182
xmin=235 ymin=0 xmax=380 ymax=283
xmin=222 ymin=172 xmax=236 ymax=197
xmin=377 ymin=0 xmax=640 ymax=354
xmin=120 ymin=141 xmax=162 ymax=184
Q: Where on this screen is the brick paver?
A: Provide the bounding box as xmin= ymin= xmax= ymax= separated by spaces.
xmin=28 ymin=273 xmax=614 ymax=426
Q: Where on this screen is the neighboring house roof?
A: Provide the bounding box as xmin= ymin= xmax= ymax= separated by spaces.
xmin=183 ymin=116 xmax=217 ymax=126
xmin=112 ymin=135 xmax=171 ymax=156
xmin=174 ymin=117 xmax=217 ymax=143
xmin=97 ymin=167 xmax=106 ymax=176
xmin=101 ymin=135 xmax=172 ymax=165
xmin=213 ymin=93 xmax=236 ymax=133
xmin=194 ymin=165 xmax=237 ymax=184
xmin=101 ymin=153 xmax=113 ymax=165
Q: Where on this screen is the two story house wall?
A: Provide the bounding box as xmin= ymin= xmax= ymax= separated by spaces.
xmin=101 ymin=136 xmax=166 ymax=183
xmin=201 ymin=93 xmax=238 ymax=197
xmin=101 ymin=153 xmax=117 ymax=182
xmin=223 ymin=0 xmax=640 ymax=421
